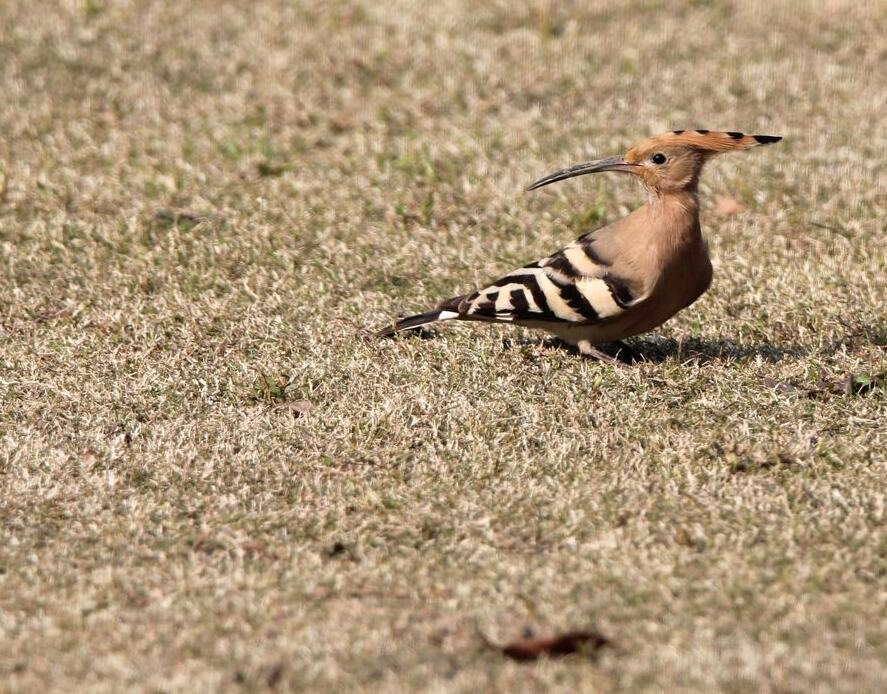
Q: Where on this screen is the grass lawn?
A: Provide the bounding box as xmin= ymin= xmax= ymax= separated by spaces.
xmin=1 ymin=0 xmax=885 ymax=691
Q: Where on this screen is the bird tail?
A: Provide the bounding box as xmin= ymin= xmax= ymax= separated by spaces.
xmin=375 ymin=308 xmax=460 ymax=338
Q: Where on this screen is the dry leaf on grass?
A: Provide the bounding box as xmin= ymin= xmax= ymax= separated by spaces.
xmin=762 ymin=377 xmax=806 ymax=395
xmin=153 ymin=207 xmax=205 ymax=226
xmin=714 ymin=196 xmax=745 ymax=217
xmin=763 ymin=373 xmax=886 ymax=398
xmin=240 ymin=541 xmax=267 ymax=555
xmin=499 ymin=630 xmax=609 ymax=661
xmin=274 ymin=400 xmax=314 ymax=417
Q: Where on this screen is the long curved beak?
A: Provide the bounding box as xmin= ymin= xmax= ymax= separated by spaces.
xmin=526 ymin=156 xmax=637 ymax=191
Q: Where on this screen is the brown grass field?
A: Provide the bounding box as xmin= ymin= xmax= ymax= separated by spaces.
xmin=1 ymin=1 xmax=885 ymax=691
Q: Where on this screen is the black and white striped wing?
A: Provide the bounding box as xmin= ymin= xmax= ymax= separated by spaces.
xmin=459 ymin=240 xmax=640 ymax=325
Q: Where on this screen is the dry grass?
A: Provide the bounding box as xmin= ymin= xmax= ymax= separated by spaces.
xmin=1 ymin=0 xmax=886 ymax=691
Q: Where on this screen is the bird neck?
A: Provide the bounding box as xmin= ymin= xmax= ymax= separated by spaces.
xmin=642 ymin=188 xmax=703 ymax=251
xmin=648 ymin=188 xmax=699 ymax=216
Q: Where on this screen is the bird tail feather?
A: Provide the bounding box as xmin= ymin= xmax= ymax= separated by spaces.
xmin=375 ymin=309 xmax=460 ymax=338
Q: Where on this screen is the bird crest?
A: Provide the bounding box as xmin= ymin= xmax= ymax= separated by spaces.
xmin=626 ymin=130 xmax=781 ymax=161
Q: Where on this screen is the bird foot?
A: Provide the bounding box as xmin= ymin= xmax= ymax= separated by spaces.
xmin=574 ymin=339 xmax=643 ymax=365
xmin=576 ymin=340 xmax=622 ymax=364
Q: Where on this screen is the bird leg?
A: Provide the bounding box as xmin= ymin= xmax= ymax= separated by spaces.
xmin=575 ymin=339 xmax=622 ymax=364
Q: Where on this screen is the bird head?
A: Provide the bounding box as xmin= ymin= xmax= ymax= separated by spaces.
xmin=527 ymin=130 xmax=781 ymax=195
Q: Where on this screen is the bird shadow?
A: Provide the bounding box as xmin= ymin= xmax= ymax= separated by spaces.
xmin=542 ymin=336 xmax=808 ymax=364
xmin=380 ymin=327 xmax=809 ymax=363
xmin=621 ymin=330 xmax=885 ymax=364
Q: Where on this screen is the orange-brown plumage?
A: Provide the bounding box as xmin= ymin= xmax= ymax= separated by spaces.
xmin=628 ymin=130 xmax=779 ymax=157
xmin=376 ymin=130 xmax=782 ymax=362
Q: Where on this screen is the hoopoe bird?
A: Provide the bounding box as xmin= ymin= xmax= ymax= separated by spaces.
xmin=376 ymin=130 xmax=781 ymax=361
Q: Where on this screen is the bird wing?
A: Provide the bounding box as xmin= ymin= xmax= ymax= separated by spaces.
xmin=458 ymin=235 xmax=645 ymax=325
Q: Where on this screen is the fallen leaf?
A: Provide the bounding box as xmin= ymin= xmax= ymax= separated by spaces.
xmin=330 ymin=112 xmax=354 ymax=133
xmin=241 ymin=540 xmax=267 ymax=555
xmin=762 ymin=374 xmax=887 ymax=399
xmin=714 ymin=196 xmax=745 ymax=217
xmin=275 ymin=399 xmax=314 ymax=417
xmin=153 ymin=207 xmax=205 ymax=230
xmin=762 ymin=377 xmax=803 ymax=395
xmin=500 ymin=630 xmax=609 ymax=661
xmin=814 ymin=379 xmax=837 ymax=395
xmin=257 ymin=161 xmax=289 ymax=177
xmin=192 ymin=536 xmax=225 ymax=555
xmin=263 ymin=662 xmax=284 ymax=688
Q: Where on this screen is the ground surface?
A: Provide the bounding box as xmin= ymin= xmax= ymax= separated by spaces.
xmin=1 ymin=1 xmax=885 ymax=692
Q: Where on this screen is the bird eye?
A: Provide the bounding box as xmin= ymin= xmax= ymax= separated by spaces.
xmin=651 ymin=152 xmax=667 ymax=165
